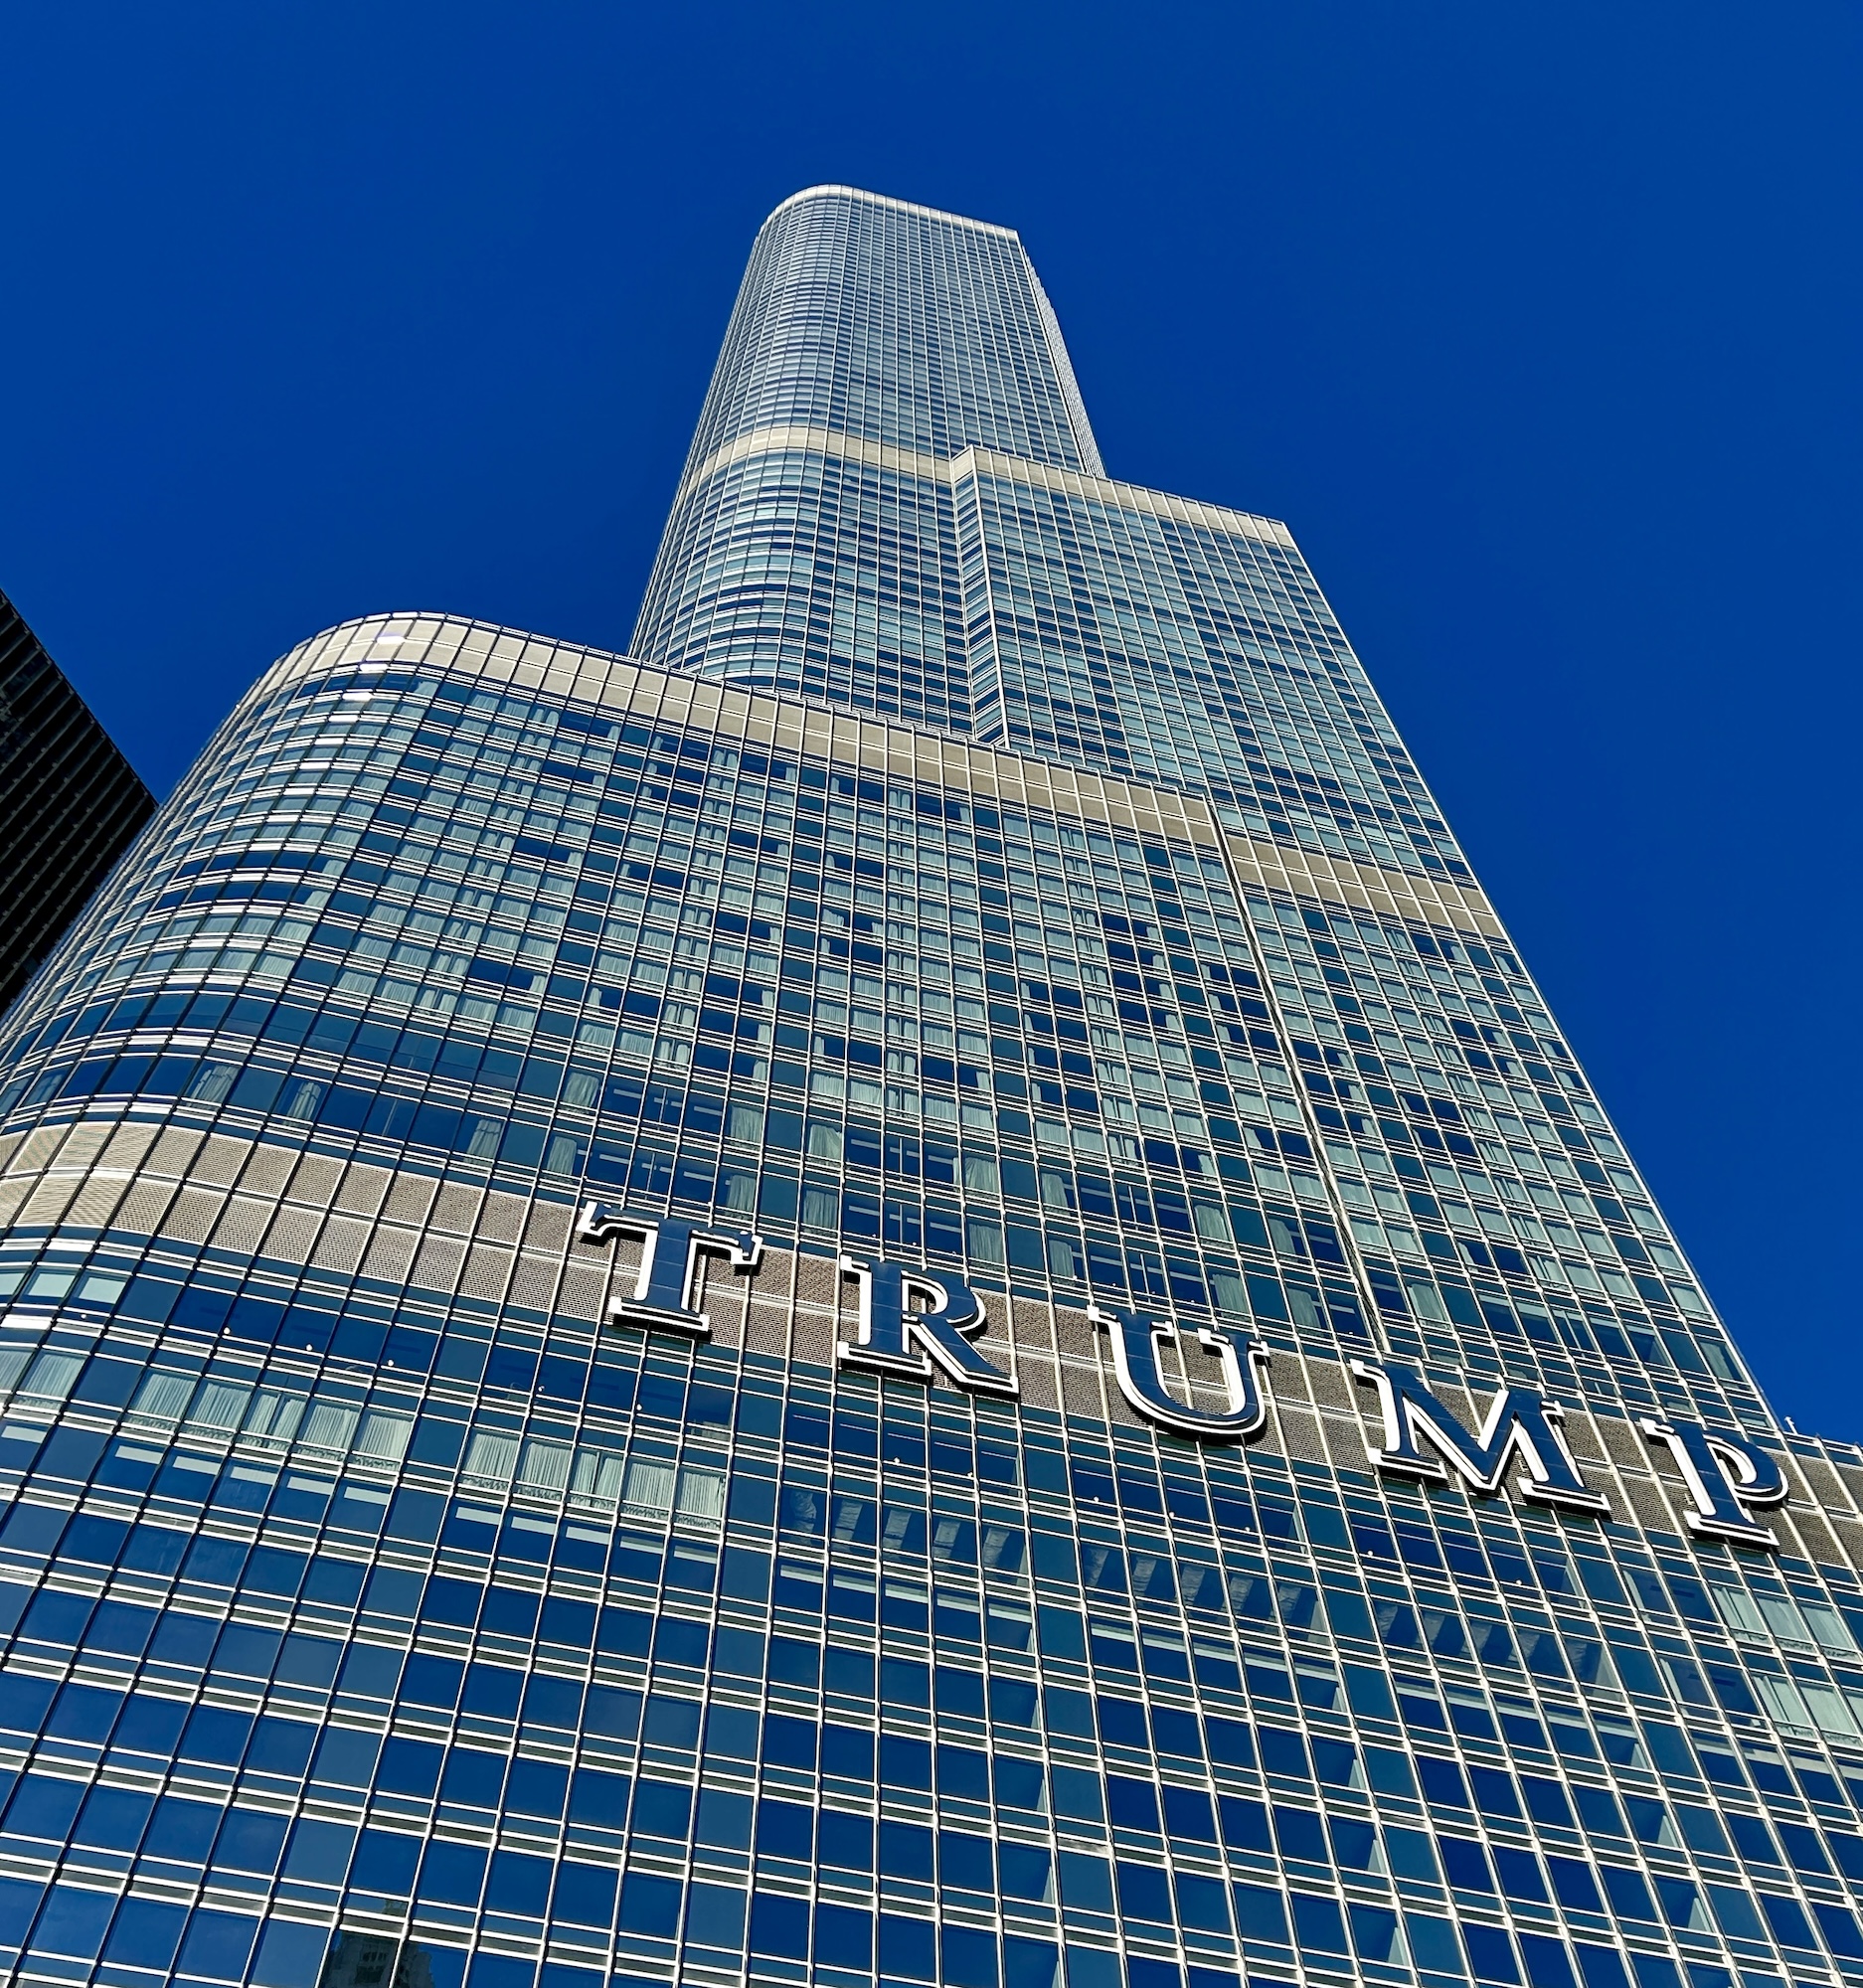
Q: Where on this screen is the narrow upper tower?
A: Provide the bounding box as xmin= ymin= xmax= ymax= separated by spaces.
xmin=671 ymin=185 xmax=1101 ymax=475
xmin=630 ymin=188 xmax=1457 ymax=891
xmin=630 ymin=188 xmax=1101 ymax=721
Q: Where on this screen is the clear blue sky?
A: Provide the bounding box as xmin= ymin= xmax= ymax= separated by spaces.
xmin=4 ymin=4 xmax=1858 ymax=1431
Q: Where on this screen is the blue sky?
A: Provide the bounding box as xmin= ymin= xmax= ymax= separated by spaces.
xmin=4 ymin=3 xmax=1858 ymax=1429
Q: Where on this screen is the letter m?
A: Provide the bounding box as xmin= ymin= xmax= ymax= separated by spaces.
xmin=1349 ymin=1359 xmax=1608 ymax=1514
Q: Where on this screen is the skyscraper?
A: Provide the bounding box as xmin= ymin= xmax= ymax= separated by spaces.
xmin=0 ymin=186 xmax=1859 ymax=1988
xmin=0 ymin=587 xmax=154 ymax=1018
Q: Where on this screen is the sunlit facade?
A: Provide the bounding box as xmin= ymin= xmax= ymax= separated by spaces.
xmin=0 ymin=186 xmax=1861 ymax=1988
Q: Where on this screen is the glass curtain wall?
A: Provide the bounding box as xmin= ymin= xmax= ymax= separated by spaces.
xmin=0 ymin=190 xmax=1854 ymax=1988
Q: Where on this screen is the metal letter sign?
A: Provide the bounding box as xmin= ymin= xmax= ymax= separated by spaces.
xmin=1093 ymin=1304 xmax=1270 ymax=1443
xmin=578 ymin=1203 xmax=763 ymax=1340
xmin=1640 ymin=1417 xmax=1788 ymax=1548
xmin=1351 ymin=1360 xmax=1609 ymax=1513
xmin=571 ymin=1208 xmax=1794 ymax=1545
xmin=837 ymin=1255 xmax=1017 ymax=1398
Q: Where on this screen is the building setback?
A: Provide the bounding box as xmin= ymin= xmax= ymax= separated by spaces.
xmin=0 ymin=587 xmax=153 ymax=1017
xmin=0 ymin=188 xmax=1860 ymax=1988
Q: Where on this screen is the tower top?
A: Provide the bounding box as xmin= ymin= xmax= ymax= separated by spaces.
xmin=760 ymin=184 xmax=1024 ymax=243
xmin=756 ymin=187 xmax=1018 ymax=244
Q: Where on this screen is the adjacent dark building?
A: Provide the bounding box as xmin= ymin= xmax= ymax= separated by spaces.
xmin=0 ymin=586 xmax=154 ymax=1014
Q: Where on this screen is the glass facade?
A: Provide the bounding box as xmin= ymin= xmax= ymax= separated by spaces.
xmin=0 ymin=187 xmax=1858 ymax=1988
xmin=0 ymin=586 xmax=154 ymax=1018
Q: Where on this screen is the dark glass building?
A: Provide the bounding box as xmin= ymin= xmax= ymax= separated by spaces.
xmin=0 ymin=588 xmax=154 ymax=1016
xmin=0 ymin=188 xmax=1860 ymax=1988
